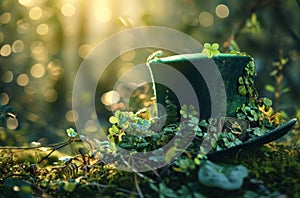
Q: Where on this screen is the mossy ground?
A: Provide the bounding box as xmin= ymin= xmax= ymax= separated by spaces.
xmin=1 ymin=138 xmax=299 ymax=198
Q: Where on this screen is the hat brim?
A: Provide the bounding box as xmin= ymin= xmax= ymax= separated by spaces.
xmin=207 ymin=118 xmax=297 ymax=160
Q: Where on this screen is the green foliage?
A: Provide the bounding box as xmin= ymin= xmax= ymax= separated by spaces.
xmin=201 ymin=43 xmax=220 ymax=58
xmin=236 ymin=97 xmax=284 ymax=132
xmin=105 ymin=102 xmax=284 ymax=163
xmin=148 ymin=148 xmax=164 ymax=162
xmin=237 ymin=143 xmax=300 ymax=197
xmin=180 ymin=104 xmax=198 ymax=119
xmin=63 ymin=181 xmax=77 ymax=192
xmin=228 ymin=39 xmax=241 ymax=52
xmin=265 ymin=51 xmax=290 ymax=112
xmin=236 ymin=98 xmax=261 ymax=123
xmin=2 ymin=140 xmax=299 ymax=197
xmin=174 ymin=157 xmax=197 ymax=175
xmin=0 ymin=104 xmax=299 ymax=197
xmin=243 ymin=190 xmax=282 ymax=198
xmin=242 ymin=13 xmax=261 ymax=34
xmin=229 ymin=50 xmax=248 ymax=56
xmin=106 ymin=105 xmax=201 ymax=154
xmin=0 ymin=146 xmax=140 ymax=197
xmin=66 ymin=128 xmax=79 ymax=138
xmin=149 ymin=182 xmax=177 ymax=198
xmin=213 ymin=132 xmax=243 ymax=151
xmin=164 ymin=98 xmax=179 ymax=125
xmin=246 ymin=127 xmax=267 ymax=137
xmin=0 ymin=1 xmax=300 ymax=197
xmin=186 ymin=117 xmax=244 ymax=153
xmin=108 ymin=110 xmax=153 ymax=138
xmin=288 ymin=110 xmax=300 ymax=145
xmin=107 ymin=109 xmax=180 ymax=154
xmin=0 ymin=99 xmax=290 ymax=197
xmin=237 ymin=55 xmax=258 ymax=98
xmin=188 ymin=117 xmax=202 ymax=136
xmin=177 ymin=183 xmax=206 ymax=198
xmin=265 ymin=84 xmax=275 ymax=93
xmin=198 ymin=160 xmax=248 ymax=190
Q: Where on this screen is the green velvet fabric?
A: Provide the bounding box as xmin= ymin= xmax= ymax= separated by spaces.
xmin=150 ymin=53 xmax=252 ymax=118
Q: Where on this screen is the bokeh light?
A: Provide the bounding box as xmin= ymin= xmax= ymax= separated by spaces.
xmin=47 ymin=60 xmax=62 ymax=77
xmin=12 ymin=40 xmax=25 ymax=53
xmin=84 ymin=120 xmax=98 ymax=132
xmin=0 ymin=12 xmax=11 ymax=24
xmin=16 ymin=74 xmax=29 ymax=86
xmin=93 ymin=5 xmax=112 ymax=23
xmin=29 ymin=7 xmax=43 ymax=20
xmin=120 ymin=48 xmax=136 ymax=62
xmin=199 ymin=12 xmax=214 ymax=27
xmin=43 ymin=89 xmax=58 ymax=102
xmin=61 ymin=3 xmax=76 ymax=17
xmin=117 ymin=62 xmax=134 ymax=78
xmin=215 ymin=4 xmax=230 ymax=19
xmin=101 ymin=91 xmax=120 ymax=106
xmin=78 ymin=44 xmax=93 ymax=59
xmin=16 ymin=20 xmax=30 ymax=34
xmin=0 ymin=44 xmax=12 ymax=57
xmin=13 ymin=185 xmax=20 ymax=192
xmin=25 ymin=86 xmax=37 ymax=95
xmin=65 ymin=110 xmax=79 ymax=122
xmin=31 ymin=63 xmax=46 ymax=78
xmin=2 ymin=71 xmax=14 ymax=83
xmin=6 ymin=117 xmax=19 ymax=130
xmin=18 ymin=0 xmax=34 ymax=7
xmin=31 ymin=41 xmax=48 ymax=61
xmin=36 ymin=23 xmax=49 ymax=35
xmin=0 ymin=92 xmax=10 ymax=105
xmin=25 ymin=112 xmax=40 ymax=122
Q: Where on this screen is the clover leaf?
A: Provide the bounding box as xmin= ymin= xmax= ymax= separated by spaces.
xmin=177 ymin=183 xmax=206 ymax=198
xmin=109 ymin=115 xmax=119 ymax=124
xmin=150 ymin=182 xmax=177 ymax=198
xmin=201 ymin=43 xmax=220 ymax=58
xmin=198 ymin=160 xmax=248 ymax=190
xmin=66 ymin=128 xmax=78 ymax=138
xmin=180 ymin=104 xmax=198 ymax=118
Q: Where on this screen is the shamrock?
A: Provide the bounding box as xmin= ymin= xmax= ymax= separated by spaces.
xmin=201 ymin=43 xmax=220 ymax=58
xmin=180 ymin=104 xmax=198 ymax=119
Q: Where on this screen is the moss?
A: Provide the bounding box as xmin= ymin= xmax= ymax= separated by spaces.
xmin=229 ymin=143 xmax=300 ymax=197
xmin=1 ymin=140 xmax=299 ymax=197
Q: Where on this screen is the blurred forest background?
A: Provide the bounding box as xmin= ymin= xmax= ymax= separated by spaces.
xmin=0 ymin=0 xmax=299 ymax=146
